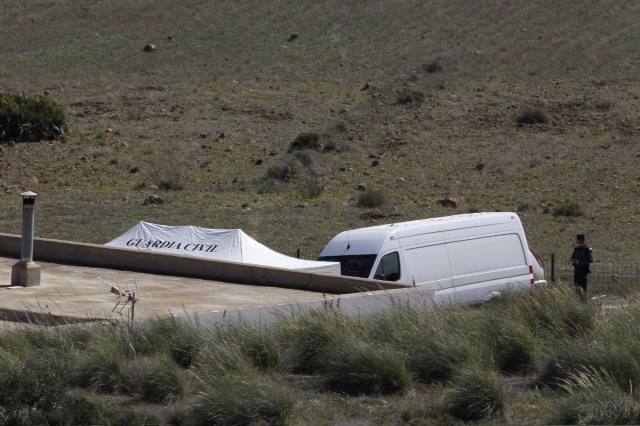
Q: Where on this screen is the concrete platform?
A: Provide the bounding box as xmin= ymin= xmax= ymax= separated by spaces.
xmin=0 ymin=256 xmax=326 ymax=324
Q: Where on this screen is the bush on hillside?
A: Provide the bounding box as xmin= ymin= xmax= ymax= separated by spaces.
xmin=553 ymin=201 xmax=584 ymax=217
xmin=357 ymin=189 xmax=386 ymax=208
xmin=444 ymin=369 xmax=505 ymax=421
xmin=266 ymin=162 xmax=295 ymax=182
xmin=288 ymin=132 xmax=321 ymax=152
xmin=397 ymin=89 xmax=426 ymax=105
xmin=515 ymin=107 xmax=547 ymax=124
xmin=422 ymin=59 xmax=443 ymax=73
xmin=0 ymin=93 xmax=67 ymax=142
xmin=319 ymin=338 xmax=411 ymax=395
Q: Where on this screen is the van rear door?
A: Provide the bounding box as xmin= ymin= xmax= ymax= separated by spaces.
xmin=446 ymin=233 xmax=530 ymax=304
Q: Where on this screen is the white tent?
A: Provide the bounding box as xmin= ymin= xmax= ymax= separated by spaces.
xmin=106 ymin=221 xmax=340 ymax=275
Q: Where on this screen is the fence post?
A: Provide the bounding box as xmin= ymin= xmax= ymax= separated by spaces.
xmin=550 ymin=253 xmax=555 ymax=283
xmin=296 ymin=248 xmax=301 ymax=259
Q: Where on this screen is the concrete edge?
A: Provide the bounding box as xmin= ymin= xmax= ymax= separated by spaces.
xmin=0 ymin=233 xmax=409 ymax=294
xmin=182 ymin=284 xmax=436 ymax=326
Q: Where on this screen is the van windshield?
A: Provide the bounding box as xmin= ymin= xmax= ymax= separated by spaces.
xmin=318 ymin=255 xmax=377 ymax=278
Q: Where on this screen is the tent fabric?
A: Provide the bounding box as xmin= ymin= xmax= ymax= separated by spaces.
xmin=106 ymin=222 xmax=340 ymax=275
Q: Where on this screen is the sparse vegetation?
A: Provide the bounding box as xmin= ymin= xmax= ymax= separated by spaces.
xmin=357 ymin=189 xmax=386 ymax=208
xmin=0 ymin=93 xmax=67 ymax=142
xmin=515 ymin=107 xmax=548 ymax=124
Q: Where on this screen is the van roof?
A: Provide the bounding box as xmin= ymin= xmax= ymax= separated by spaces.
xmin=319 ymin=213 xmax=521 ymax=257
xmin=357 ymin=212 xmax=517 ymax=239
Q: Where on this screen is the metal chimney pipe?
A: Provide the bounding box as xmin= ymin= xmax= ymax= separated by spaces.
xmin=20 ymin=191 xmax=37 ymax=261
xmin=11 ymin=191 xmax=41 ymax=287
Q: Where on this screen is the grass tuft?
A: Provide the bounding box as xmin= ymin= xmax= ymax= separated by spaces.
xmin=444 ymin=369 xmax=505 ymax=421
xmin=319 ymin=338 xmax=411 ymax=395
xmin=193 ymin=368 xmax=295 ymax=426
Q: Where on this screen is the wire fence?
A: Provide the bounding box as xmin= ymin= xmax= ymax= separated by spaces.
xmin=545 ymin=255 xmax=640 ymax=296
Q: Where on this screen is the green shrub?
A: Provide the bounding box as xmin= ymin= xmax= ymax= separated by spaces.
xmin=130 ymin=356 xmax=186 ymax=403
xmin=289 ymin=132 xmax=321 ymax=152
xmin=193 ymin=369 xmax=295 ymax=426
xmin=487 ymin=318 xmax=536 ymax=374
xmin=0 ymin=93 xmax=67 ymax=142
xmin=516 ymin=108 xmax=547 ymax=124
xmin=397 ymin=89 xmax=426 ymax=105
xmin=279 ymin=309 xmax=357 ymax=374
xmin=444 ymin=369 xmax=505 ymax=421
xmin=506 ymin=286 xmax=595 ymax=338
xmin=72 ymin=331 xmax=134 ymax=393
xmin=214 ymin=323 xmax=281 ymax=371
xmin=366 ymin=306 xmax=475 ymax=384
xmin=357 ymin=189 xmax=386 ymax=208
xmin=319 ymin=338 xmax=411 ymax=395
xmin=553 ymin=201 xmax=584 ymax=217
xmin=549 ymin=369 xmax=640 ymax=425
xmin=132 ymin=316 xmax=203 ymax=368
xmin=0 ymin=348 xmax=69 ymax=412
xmin=537 ymin=342 xmax=640 ymax=392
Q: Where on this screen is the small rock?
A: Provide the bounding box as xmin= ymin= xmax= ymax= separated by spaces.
xmin=167 ymin=35 xmax=174 ymax=42
xmin=43 ymin=90 xmax=50 ymax=96
xmin=232 ymin=177 xmax=238 ymax=184
xmin=361 ymin=83 xmax=370 ymax=91
xmin=371 ymin=160 xmax=380 ymax=167
xmin=438 ymin=197 xmax=459 ymax=208
xmin=254 ymin=159 xmax=263 ymax=165
xmin=129 ymin=166 xmax=140 ymax=174
xmin=106 ymin=128 xmax=113 ymax=133
xmin=143 ymin=43 xmax=156 ymax=53
xmin=287 ymin=33 xmax=298 ymax=42
xmin=268 ymin=151 xmax=277 ymax=156
xmin=474 ymin=162 xmax=485 ymax=171
xmin=149 ymin=184 xmax=158 ymax=190
xmin=199 ymin=133 xmax=208 ymax=139
xmin=338 ymin=167 xmax=346 ymax=172
xmin=7 ymin=140 xmax=15 ymax=146
xmin=241 ymin=202 xmax=249 ymax=209
xmin=218 ymin=132 xmax=226 ymax=139
xmin=357 ymin=184 xmax=367 ymax=191
xmin=397 ymin=177 xmax=406 ymax=183
xmin=143 ymin=195 xmax=164 ymax=205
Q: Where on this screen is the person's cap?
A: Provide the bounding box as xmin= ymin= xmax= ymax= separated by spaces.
xmin=576 ymin=234 xmax=585 ymax=241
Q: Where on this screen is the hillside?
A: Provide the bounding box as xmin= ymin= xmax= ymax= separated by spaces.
xmin=1 ymin=0 xmax=639 ymax=258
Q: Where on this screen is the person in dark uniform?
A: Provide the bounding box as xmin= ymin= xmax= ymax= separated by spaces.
xmin=571 ymin=234 xmax=593 ymax=297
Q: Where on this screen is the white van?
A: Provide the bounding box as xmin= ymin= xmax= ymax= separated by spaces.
xmin=318 ymin=212 xmax=546 ymax=305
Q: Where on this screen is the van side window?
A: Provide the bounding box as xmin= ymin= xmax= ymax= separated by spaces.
xmin=374 ymin=252 xmax=401 ymax=281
